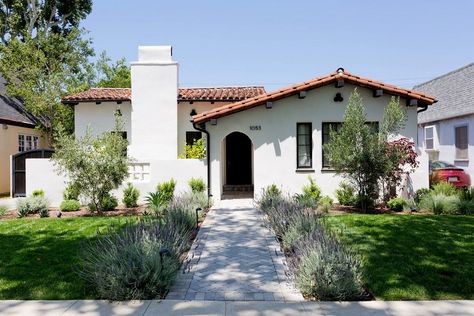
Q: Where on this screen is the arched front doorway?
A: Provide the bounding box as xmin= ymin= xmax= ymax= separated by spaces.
xmin=223 ymin=132 xmax=253 ymax=198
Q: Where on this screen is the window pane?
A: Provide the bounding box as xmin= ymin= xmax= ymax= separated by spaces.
xmin=18 ymin=135 xmax=25 ymax=152
xmin=426 ymin=139 xmax=434 ymax=150
xmin=297 ymin=123 xmax=312 ymax=168
xmin=425 ymin=127 xmax=433 ymax=139
xmin=186 ymin=131 xmax=202 ymax=146
xmin=455 ymin=126 xmax=468 ymax=159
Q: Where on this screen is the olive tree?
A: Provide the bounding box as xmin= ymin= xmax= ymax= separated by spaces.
xmin=52 ymin=119 xmax=129 ymax=212
xmin=323 ymin=89 xmax=407 ymax=211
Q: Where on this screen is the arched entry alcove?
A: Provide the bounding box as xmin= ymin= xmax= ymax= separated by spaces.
xmin=222 ymin=131 xmax=253 ymax=198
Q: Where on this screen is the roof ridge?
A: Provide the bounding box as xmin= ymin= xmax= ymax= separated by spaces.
xmin=414 ymin=62 xmax=474 ymax=88
xmin=179 ymin=86 xmax=265 ymax=89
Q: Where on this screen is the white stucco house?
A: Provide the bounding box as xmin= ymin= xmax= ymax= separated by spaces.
xmin=415 ymin=63 xmax=474 ymax=178
xmin=26 ymin=46 xmax=437 ymax=205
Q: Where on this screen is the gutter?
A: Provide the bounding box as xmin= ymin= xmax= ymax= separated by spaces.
xmin=192 ymin=121 xmax=212 ymax=202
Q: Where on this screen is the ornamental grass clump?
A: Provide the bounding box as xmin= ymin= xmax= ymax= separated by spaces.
xmin=282 ymin=212 xmax=321 ymax=251
xmin=255 ymin=184 xmax=284 ymax=214
xmin=78 ymin=218 xmax=192 ymax=300
xmin=419 ymin=193 xmax=460 ymax=215
xmin=263 ymin=198 xmax=306 ymax=239
xmin=292 ymin=227 xmax=366 ymax=301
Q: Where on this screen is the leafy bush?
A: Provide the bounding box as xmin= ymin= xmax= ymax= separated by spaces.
xmin=255 ymin=184 xmax=283 ymax=213
xmin=282 ymin=213 xmax=321 ymax=251
xmin=63 ymin=182 xmax=81 ymax=201
xmin=387 ymin=197 xmax=407 ymax=212
xmin=180 ymin=137 xmax=206 ymax=159
xmin=294 ymin=228 xmax=365 ymax=300
xmin=458 ymin=199 xmax=474 ymax=215
xmin=431 ymin=182 xmax=459 ymax=197
xmin=53 ymin=118 xmax=129 ymax=212
xmin=335 ymin=182 xmax=357 ymax=206
xmin=89 ymin=194 xmax=118 ymax=212
xmin=32 ymin=189 xmax=45 ymax=197
xmin=78 ymin=219 xmax=192 ymax=300
xmin=39 ymin=209 xmax=49 ymax=218
xmin=16 ymin=196 xmax=49 ymax=217
xmin=188 ymin=177 xmax=205 ymax=193
xmin=414 ymin=188 xmax=430 ymax=204
xmin=318 ymin=196 xmax=334 ymax=213
xmin=156 ymin=179 xmax=176 ymax=205
xmin=301 ymin=176 xmax=321 ymax=203
xmin=420 ymin=193 xmax=460 ymax=215
xmin=459 ymin=187 xmax=474 ymax=201
xmin=60 ymin=199 xmax=81 ymax=212
xmin=0 ymin=205 xmax=7 ymax=216
xmin=122 ymin=183 xmax=140 ymax=208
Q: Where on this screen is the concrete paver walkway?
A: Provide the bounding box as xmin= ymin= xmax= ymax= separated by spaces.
xmin=167 ymin=198 xmax=303 ymax=301
xmin=0 ymin=300 xmax=473 ymax=316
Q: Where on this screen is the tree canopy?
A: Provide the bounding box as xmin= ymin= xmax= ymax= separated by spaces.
xmin=0 ymin=0 xmax=92 ymax=44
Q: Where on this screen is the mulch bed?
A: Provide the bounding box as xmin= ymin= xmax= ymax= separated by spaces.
xmin=0 ymin=205 xmax=147 ymax=220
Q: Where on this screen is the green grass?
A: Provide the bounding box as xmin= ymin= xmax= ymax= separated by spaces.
xmin=0 ymin=217 xmax=134 ymax=299
xmin=327 ymin=214 xmax=474 ymax=300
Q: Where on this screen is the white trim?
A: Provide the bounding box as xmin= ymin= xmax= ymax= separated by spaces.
xmin=424 ymin=125 xmax=436 ymax=150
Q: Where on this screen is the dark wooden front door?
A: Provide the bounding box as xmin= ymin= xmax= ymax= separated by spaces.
xmin=12 ymin=149 xmax=54 ymax=197
xmin=225 ymin=132 xmax=252 ymax=185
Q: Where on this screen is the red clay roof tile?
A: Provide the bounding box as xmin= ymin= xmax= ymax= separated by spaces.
xmin=62 ymin=86 xmax=266 ymax=104
xmin=192 ymin=69 xmax=437 ymax=124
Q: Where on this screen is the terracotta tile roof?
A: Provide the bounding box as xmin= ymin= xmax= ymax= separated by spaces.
xmin=192 ymin=68 xmax=437 ymax=124
xmin=179 ymin=86 xmax=266 ymax=101
xmin=62 ymin=86 xmax=266 ymax=104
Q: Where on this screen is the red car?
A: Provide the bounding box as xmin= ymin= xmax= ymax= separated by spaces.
xmin=430 ymin=160 xmax=471 ymax=188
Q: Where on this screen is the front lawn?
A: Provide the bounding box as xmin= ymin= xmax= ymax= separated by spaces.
xmin=0 ymin=217 xmax=131 ymax=299
xmin=327 ymin=214 xmax=474 ymax=300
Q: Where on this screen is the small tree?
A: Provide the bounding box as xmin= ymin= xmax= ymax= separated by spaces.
xmin=324 ymin=89 xmax=407 ymax=211
xmin=53 ymin=118 xmax=129 ymax=212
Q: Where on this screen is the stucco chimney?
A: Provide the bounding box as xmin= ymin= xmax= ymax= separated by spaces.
xmin=129 ymin=46 xmax=178 ymax=160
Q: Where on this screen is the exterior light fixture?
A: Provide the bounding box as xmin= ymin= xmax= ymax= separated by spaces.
xmin=373 ymin=89 xmax=383 ymax=98
xmin=298 ymin=91 xmax=307 ymax=99
xmin=159 ymin=247 xmax=171 ymax=272
xmin=407 ymin=99 xmax=418 ymax=107
xmin=334 ymin=93 xmax=344 ymax=102
xmin=114 ymin=109 xmax=122 ymax=116
xmin=190 ymin=109 xmax=197 ymax=116
xmin=2 ymin=124 xmax=7 ymax=130
xmin=335 ymin=79 xmax=344 ymax=88
xmin=265 ymin=101 xmax=273 ymax=109
xmin=195 ymin=207 xmax=203 ymax=228
xmin=210 ymin=119 xmax=217 ymax=125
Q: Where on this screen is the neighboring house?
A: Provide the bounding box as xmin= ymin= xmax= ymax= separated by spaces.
xmin=28 ymin=46 xmax=436 ymax=205
xmin=0 ymin=77 xmax=46 ymax=195
xmin=415 ymin=63 xmax=474 ymax=177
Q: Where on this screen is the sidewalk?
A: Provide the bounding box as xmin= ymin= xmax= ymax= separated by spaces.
xmin=0 ymin=299 xmax=473 ymax=315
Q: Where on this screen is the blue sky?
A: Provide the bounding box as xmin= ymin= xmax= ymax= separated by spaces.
xmin=83 ymin=1 xmax=474 ymax=90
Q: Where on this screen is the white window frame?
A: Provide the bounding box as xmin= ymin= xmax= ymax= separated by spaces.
xmin=424 ymin=125 xmax=436 ymax=150
xmin=454 ymin=124 xmax=469 ymax=160
xmin=18 ymin=134 xmax=39 ymax=152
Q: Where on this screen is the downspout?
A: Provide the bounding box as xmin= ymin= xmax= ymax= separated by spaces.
xmin=417 ymin=104 xmax=429 ymax=114
xmin=192 ymin=121 xmax=212 ymax=202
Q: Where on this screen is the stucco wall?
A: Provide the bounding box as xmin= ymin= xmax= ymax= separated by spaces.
xmin=0 ymin=124 xmax=46 ymax=194
xmin=74 ymin=101 xmax=132 ymax=139
xmin=177 ymin=101 xmax=230 ymax=155
xmin=418 ymin=114 xmax=474 ymax=178
xmin=26 ymin=158 xmax=206 ymax=207
xmin=205 ymin=83 xmax=427 ymax=200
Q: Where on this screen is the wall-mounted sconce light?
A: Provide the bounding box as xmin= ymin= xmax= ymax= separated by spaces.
xmin=335 ymin=79 xmax=344 ymax=88
xmin=95 ymin=101 xmax=102 ymax=105
xmin=210 ymin=119 xmax=217 ymax=125
xmin=407 ymin=99 xmax=418 ymax=107
xmin=334 ymin=93 xmax=344 ymax=102
xmin=265 ymin=101 xmax=273 ymax=109
xmin=114 ymin=109 xmax=122 ymax=116
xmin=190 ymin=109 xmax=197 ymax=116
xmin=298 ymin=91 xmax=307 ymax=99
xmin=2 ymin=124 xmax=7 ymax=130
xmin=373 ymin=89 xmax=383 ymax=98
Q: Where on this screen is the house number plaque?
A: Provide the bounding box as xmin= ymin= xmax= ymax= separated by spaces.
xmin=250 ymin=125 xmax=261 ymax=131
